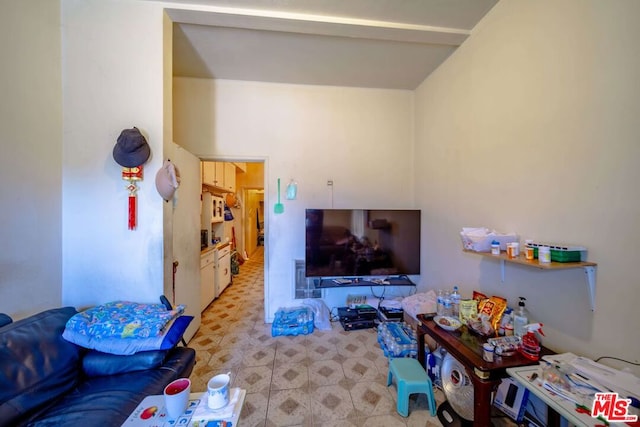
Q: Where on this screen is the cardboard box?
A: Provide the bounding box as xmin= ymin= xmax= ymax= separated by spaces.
xmin=493 ymin=377 xmax=529 ymax=422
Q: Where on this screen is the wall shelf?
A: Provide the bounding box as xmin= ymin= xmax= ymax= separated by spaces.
xmin=463 ymin=249 xmax=597 ymax=311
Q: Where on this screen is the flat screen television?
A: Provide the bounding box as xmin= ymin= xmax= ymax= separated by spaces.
xmin=305 ymin=209 xmax=421 ymax=278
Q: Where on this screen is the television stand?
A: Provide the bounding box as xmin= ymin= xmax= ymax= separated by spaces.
xmin=314 ymin=276 xmax=416 ymax=289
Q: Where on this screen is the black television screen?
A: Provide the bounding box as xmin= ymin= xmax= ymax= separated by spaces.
xmin=305 ymin=209 xmax=421 ymax=278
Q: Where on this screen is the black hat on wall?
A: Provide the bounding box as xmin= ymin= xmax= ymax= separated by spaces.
xmin=113 ymin=127 xmax=151 ymax=167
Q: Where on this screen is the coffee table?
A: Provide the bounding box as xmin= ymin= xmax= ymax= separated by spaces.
xmin=414 ymin=314 xmax=552 ymax=425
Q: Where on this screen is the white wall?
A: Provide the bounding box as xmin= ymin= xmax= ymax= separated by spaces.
xmin=414 ymin=0 xmax=640 ymax=373
xmin=173 ymin=78 xmax=415 ymax=319
xmin=61 ymin=0 xmax=169 ymax=309
xmin=8 ymin=0 xmax=637 ymax=375
xmin=0 ymin=0 xmax=63 ymax=319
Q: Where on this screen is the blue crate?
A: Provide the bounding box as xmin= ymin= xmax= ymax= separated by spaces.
xmin=271 ymin=306 xmax=314 ymax=337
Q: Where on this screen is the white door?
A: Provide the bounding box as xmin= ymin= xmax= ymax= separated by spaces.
xmin=170 ymin=143 xmax=201 ymax=342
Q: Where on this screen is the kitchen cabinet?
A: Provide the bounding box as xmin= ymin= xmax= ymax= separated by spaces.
xmin=202 ymin=162 xmax=223 ymax=188
xmin=200 ymin=249 xmax=216 ymax=311
xmin=202 ymin=161 xmax=236 ymax=193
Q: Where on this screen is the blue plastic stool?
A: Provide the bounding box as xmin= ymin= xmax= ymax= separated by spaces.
xmin=387 ymin=357 xmax=437 ymax=417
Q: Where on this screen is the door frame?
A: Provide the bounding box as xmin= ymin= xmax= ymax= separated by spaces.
xmin=200 ymin=157 xmax=269 ymax=322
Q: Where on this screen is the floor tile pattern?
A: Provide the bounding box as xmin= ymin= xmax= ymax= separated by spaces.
xmin=190 ymin=247 xmax=516 ymax=426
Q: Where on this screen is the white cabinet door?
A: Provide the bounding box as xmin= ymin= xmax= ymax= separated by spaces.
xmin=200 ymin=251 xmax=215 ymax=311
xmin=214 ymin=245 xmax=231 ymax=297
xmin=214 ymin=162 xmax=225 ymax=187
xmin=171 ymin=144 xmax=202 ymax=342
xmin=224 ymin=163 xmax=236 ymax=193
xmin=202 ymin=161 xmax=216 ymax=186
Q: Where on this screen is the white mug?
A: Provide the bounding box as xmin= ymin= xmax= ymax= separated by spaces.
xmin=207 ymin=373 xmax=231 ymax=410
xmin=163 ymin=378 xmax=191 ymax=419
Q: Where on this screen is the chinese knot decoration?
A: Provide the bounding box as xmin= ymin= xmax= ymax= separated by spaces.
xmin=112 ymin=127 xmax=151 ymax=230
xmin=123 ymin=166 xmax=143 ymax=230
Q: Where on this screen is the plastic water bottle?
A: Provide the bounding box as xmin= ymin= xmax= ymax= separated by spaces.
xmin=436 ymin=289 xmax=445 ymax=316
xmin=451 ymin=286 xmax=461 ymax=317
xmin=442 ymin=291 xmax=453 ymax=317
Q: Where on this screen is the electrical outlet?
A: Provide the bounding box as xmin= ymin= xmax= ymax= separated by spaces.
xmin=327 ymin=180 xmax=333 ymax=186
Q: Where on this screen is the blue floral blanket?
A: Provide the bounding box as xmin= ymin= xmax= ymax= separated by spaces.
xmin=64 ymin=301 xmax=185 ymax=340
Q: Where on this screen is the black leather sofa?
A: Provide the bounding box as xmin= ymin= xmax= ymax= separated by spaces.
xmin=0 ymin=306 xmax=196 ymax=426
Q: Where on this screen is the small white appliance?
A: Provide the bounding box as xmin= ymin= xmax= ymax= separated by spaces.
xmin=211 ymin=195 xmax=225 ymax=223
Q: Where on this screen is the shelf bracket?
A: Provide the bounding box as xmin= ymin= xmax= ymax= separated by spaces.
xmin=584 ymin=266 xmax=596 ymax=311
xmin=500 ymin=260 xmax=505 ymax=283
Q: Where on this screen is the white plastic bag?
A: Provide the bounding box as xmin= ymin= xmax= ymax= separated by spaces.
xmin=401 ymin=290 xmax=437 ymax=320
xmin=460 ymin=227 xmax=518 ymax=252
xmin=302 ymin=299 xmax=332 ymax=330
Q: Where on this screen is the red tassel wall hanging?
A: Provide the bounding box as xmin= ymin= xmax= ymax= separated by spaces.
xmin=128 ymin=189 xmax=136 ymax=229
xmin=123 ymin=166 xmax=143 ymax=230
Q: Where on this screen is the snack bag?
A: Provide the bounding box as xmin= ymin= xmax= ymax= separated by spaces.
xmin=473 ymin=291 xmax=488 ymax=304
xmin=478 ymin=296 xmax=507 ymax=336
xmin=458 ymin=299 xmax=478 ymax=323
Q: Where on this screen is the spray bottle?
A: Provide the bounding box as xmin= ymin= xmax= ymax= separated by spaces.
xmin=519 ymin=323 xmax=544 ymax=361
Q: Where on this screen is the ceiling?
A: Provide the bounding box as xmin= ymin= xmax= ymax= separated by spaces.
xmin=166 ymin=0 xmax=498 ymax=90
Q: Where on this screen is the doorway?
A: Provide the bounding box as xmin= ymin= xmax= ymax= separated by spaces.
xmin=200 ymin=160 xmax=266 ymax=315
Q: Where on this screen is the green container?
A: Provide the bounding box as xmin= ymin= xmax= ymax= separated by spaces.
xmin=533 ymin=247 xmax=582 ymax=262
xmin=531 ymin=247 xmax=582 ymax=262
xmin=550 ymin=250 xmax=582 ymax=262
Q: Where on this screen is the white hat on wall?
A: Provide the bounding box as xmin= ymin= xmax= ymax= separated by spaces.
xmin=155 ymin=160 xmax=180 ymax=202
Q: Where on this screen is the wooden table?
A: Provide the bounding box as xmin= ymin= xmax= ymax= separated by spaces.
xmin=415 ymin=314 xmax=552 ymax=425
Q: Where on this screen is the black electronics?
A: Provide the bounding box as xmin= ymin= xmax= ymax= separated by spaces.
xmin=337 ymin=306 xmax=378 ymax=331
xmin=305 ymin=209 xmax=421 ymax=279
xmin=338 ymin=306 xmax=377 ymax=320
xmin=341 ymin=318 xmax=376 ymax=331
xmin=379 ymin=306 xmax=404 ymax=322
xmin=505 ymin=383 xmax=518 ymax=407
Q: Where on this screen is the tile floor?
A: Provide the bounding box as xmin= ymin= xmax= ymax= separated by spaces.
xmin=189 ymin=247 xmax=516 ymax=427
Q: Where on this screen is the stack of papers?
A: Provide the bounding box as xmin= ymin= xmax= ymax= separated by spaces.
xmin=542 ymin=353 xmax=640 ymax=401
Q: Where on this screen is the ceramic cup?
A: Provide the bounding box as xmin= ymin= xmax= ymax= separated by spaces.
xmin=163 ymin=378 xmax=191 ymax=419
xmin=207 ymin=373 xmax=231 ymax=410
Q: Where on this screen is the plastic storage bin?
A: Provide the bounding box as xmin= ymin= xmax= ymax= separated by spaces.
xmin=271 ymin=306 xmax=314 ymax=337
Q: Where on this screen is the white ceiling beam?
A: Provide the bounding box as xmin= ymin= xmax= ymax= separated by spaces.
xmin=166 ymin=7 xmax=469 ymax=46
